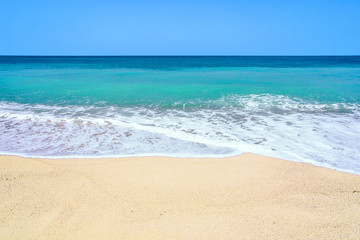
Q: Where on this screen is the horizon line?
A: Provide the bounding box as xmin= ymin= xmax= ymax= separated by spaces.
xmin=1 ymin=55 xmax=360 ymax=57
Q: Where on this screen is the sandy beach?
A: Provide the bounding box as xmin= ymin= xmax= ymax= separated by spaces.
xmin=0 ymin=153 xmax=359 ymax=239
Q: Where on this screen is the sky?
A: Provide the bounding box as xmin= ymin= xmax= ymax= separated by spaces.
xmin=1 ymin=0 xmax=359 ymax=55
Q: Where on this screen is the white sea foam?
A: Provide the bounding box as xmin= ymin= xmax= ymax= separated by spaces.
xmin=0 ymin=95 xmax=359 ymax=174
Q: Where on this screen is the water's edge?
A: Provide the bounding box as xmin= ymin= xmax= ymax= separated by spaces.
xmin=1 ymin=152 xmax=358 ymax=176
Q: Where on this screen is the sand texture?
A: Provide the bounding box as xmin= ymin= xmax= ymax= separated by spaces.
xmin=0 ymin=153 xmax=360 ymax=239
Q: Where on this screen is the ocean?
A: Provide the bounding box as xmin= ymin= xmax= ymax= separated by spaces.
xmin=0 ymin=56 xmax=359 ymax=174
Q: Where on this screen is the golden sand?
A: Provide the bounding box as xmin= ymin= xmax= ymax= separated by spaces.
xmin=1 ymin=153 xmax=359 ymax=239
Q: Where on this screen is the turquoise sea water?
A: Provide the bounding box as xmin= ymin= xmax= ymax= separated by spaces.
xmin=1 ymin=56 xmax=360 ymax=173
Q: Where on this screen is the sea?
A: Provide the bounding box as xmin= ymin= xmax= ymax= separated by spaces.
xmin=0 ymin=56 xmax=359 ymax=174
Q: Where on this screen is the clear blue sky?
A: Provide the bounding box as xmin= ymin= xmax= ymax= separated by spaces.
xmin=1 ymin=0 xmax=359 ymax=55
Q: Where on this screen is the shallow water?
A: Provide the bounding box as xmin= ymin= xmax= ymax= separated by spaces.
xmin=1 ymin=56 xmax=360 ymax=174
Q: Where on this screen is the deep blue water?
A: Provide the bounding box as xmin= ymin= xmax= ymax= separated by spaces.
xmin=1 ymin=56 xmax=360 ymax=69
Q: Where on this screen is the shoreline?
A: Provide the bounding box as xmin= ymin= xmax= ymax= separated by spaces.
xmin=1 ymin=153 xmax=360 ymax=239
xmin=0 ymin=152 xmax=358 ymax=176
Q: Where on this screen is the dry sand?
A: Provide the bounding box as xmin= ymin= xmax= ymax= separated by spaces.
xmin=0 ymin=153 xmax=359 ymax=240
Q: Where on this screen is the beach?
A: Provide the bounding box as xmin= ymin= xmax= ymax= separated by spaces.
xmin=1 ymin=56 xmax=360 ymax=239
xmin=1 ymin=153 xmax=359 ymax=239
